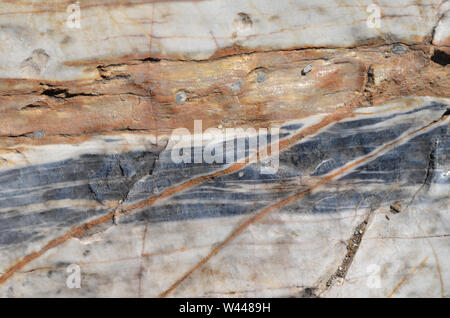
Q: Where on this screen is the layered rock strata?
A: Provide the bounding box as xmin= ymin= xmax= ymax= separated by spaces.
xmin=0 ymin=0 xmax=449 ymax=297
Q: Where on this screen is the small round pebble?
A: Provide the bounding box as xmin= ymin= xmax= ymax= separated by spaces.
xmin=231 ymin=81 xmax=241 ymax=93
xmin=33 ymin=130 xmax=45 ymax=138
xmin=301 ymin=64 xmax=313 ymax=75
xmin=176 ymin=91 xmax=187 ymax=104
xmin=392 ymin=45 xmax=406 ymax=54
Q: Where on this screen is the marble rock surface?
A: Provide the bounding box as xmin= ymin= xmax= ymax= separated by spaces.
xmin=0 ymin=0 xmax=449 ymax=298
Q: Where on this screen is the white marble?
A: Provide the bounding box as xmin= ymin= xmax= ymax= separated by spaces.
xmin=0 ymin=0 xmax=445 ymax=80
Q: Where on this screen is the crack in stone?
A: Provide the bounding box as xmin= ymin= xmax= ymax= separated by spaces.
xmin=323 ymin=185 xmax=399 ymax=293
xmin=325 ymin=217 xmax=370 ymax=288
xmin=323 ymin=108 xmax=450 ymax=294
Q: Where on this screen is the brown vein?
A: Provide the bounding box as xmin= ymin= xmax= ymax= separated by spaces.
xmin=0 ymin=103 xmax=357 ymax=285
xmin=387 ymin=256 xmax=429 ymax=298
xmin=158 ymin=114 xmax=449 ymax=297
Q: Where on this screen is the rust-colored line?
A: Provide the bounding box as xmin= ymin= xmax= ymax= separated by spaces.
xmin=209 ymin=30 xmax=220 ymax=49
xmin=158 ymin=115 xmax=448 ymax=297
xmin=1 ymin=104 xmax=446 ymax=287
xmin=0 ymin=212 xmax=114 ymax=285
xmin=429 ymin=244 xmax=445 ymax=298
xmin=1 ymin=104 xmax=446 ymax=288
xmin=0 ymin=105 xmax=356 ymax=285
xmin=158 ymin=187 xmax=313 ymax=298
xmin=121 ymin=107 xmax=356 ymax=215
xmin=79 ymin=256 xmax=139 ymax=266
xmin=387 ymin=256 xmax=429 ymax=298
xmin=138 ymin=223 xmax=149 ymax=297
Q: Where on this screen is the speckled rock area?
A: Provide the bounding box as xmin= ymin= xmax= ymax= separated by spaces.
xmin=0 ymin=0 xmax=449 ymax=298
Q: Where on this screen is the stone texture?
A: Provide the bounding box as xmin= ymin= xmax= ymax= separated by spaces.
xmin=0 ymin=0 xmax=449 ymax=298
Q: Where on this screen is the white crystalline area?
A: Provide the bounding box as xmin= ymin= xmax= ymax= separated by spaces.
xmin=0 ymin=0 xmax=445 ymax=80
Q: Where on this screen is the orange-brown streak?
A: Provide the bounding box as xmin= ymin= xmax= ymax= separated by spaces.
xmin=0 ymin=104 xmax=355 ymax=285
xmin=7 ymin=94 xmax=436 ymax=286
xmin=138 ymin=223 xmax=149 ymax=297
xmin=387 ymin=256 xmax=429 ymax=298
xmin=0 ymin=212 xmax=114 ymax=285
xmin=158 ymin=115 xmax=448 ymax=297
